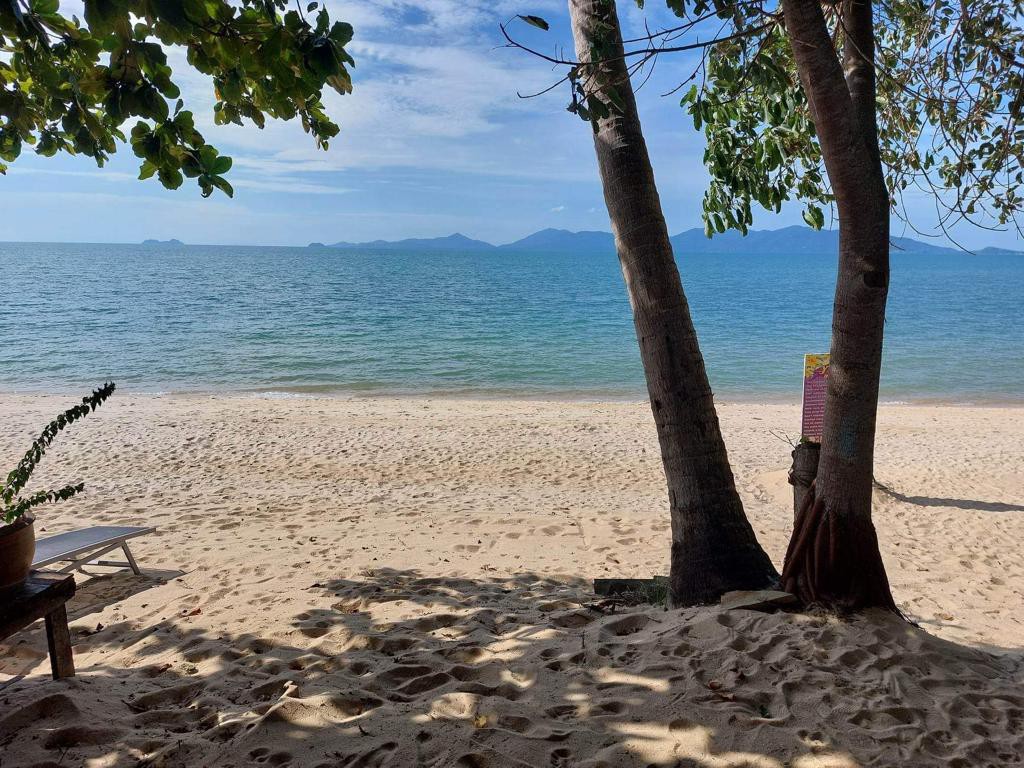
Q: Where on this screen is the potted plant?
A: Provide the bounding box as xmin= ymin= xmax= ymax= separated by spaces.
xmin=0 ymin=383 xmax=116 ymax=592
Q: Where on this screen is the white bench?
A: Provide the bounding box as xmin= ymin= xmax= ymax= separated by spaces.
xmin=32 ymin=526 xmax=155 ymax=575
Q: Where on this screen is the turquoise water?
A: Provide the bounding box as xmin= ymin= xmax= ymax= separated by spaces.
xmin=1 ymin=242 xmax=1022 ymax=401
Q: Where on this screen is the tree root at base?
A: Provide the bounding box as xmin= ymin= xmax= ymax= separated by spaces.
xmin=781 ymin=482 xmax=900 ymax=614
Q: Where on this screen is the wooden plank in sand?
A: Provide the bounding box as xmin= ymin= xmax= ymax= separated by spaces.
xmin=593 ymin=576 xmax=668 ymax=597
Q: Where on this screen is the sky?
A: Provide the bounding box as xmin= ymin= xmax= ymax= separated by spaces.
xmin=1 ymin=0 xmax=1021 ymax=250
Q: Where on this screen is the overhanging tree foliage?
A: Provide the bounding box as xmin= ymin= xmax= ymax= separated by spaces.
xmin=1 ymin=0 xmax=355 ymax=197
xmin=669 ymin=0 xmax=1024 ymax=243
xmin=508 ymin=1 xmax=1023 ymax=240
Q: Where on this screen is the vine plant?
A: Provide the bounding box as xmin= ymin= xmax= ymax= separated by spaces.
xmin=2 ymin=382 xmax=115 ymax=526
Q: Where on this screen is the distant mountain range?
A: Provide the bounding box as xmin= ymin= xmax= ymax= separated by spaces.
xmin=309 ymin=233 xmax=492 ymax=252
xmin=310 ymin=226 xmax=1021 ymax=256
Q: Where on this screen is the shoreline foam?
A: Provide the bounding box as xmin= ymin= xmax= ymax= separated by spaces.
xmin=1 ymin=386 xmax=1024 ymax=408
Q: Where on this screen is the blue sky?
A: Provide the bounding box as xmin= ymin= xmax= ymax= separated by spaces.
xmin=2 ymin=0 xmax=1021 ymax=250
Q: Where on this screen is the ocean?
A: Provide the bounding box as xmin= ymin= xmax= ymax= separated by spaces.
xmin=1 ymin=241 xmax=1021 ymax=402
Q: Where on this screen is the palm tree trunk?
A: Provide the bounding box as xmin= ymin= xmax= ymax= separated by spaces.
xmin=568 ymin=0 xmax=778 ymax=606
xmin=780 ymin=0 xmax=898 ymax=611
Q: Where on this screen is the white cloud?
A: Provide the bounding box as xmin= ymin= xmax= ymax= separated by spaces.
xmin=231 ymin=178 xmax=359 ymax=196
xmin=6 ymin=164 xmax=357 ymax=196
xmin=22 ymin=0 xmax=723 ymax=195
xmin=2 ymin=0 xmax=743 ymax=244
xmin=5 ymin=167 xmax=138 ymax=183
xmin=151 ymin=0 xmax=597 ymax=186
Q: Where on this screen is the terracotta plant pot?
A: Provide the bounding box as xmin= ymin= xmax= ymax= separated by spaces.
xmin=0 ymin=516 xmax=35 ymax=592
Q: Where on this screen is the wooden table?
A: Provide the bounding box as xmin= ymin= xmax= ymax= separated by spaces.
xmin=0 ymin=573 xmax=76 ymax=679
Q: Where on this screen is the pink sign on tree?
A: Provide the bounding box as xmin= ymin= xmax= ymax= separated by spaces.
xmin=800 ymin=353 xmax=830 ymax=442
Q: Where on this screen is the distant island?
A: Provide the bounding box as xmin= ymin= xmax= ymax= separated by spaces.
xmin=142 ymin=238 xmax=184 ymax=246
xmin=310 ymin=226 xmax=1022 ymax=257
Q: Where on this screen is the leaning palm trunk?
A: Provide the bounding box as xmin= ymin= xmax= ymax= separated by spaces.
xmin=780 ymin=0 xmax=897 ymax=611
xmin=568 ymin=0 xmax=778 ymax=606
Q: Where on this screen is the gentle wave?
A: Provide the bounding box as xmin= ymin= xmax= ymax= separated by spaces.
xmin=1 ymin=242 xmax=1022 ymax=402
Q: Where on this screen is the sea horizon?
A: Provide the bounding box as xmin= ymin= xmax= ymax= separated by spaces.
xmin=3 ymin=241 xmax=1022 ymax=404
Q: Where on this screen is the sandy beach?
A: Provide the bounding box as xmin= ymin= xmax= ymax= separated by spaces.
xmin=0 ymin=394 xmax=1021 ymax=767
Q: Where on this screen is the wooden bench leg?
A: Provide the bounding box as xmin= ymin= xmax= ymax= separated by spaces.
xmin=44 ymin=605 xmax=75 ymax=679
xmin=122 ymin=542 xmax=141 ymax=575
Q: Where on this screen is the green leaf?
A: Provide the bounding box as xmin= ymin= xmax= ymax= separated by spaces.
xmin=157 ymin=166 xmax=184 ymax=189
xmin=198 ymin=145 xmax=218 ymax=169
xmin=83 ymin=0 xmax=122 ymax=36
xmin=802 ymin=206 xmax=825 ymax=230
xmin=210 ymin=175 xmax=234 ymax=198
xmin=327 ymin=72 xmax=352 ymax=95
xmin=329 ymin=21 xmax=354 ymax=46
xmin=211 ymin=155 xmax=232 ymax=174
xmin=518 ymin=15 xmax=549 ymax=31
xmin=1 ymin=0 xmax=355 ymax=203
xmin=309 ymin=39 xmax=339 ymax=78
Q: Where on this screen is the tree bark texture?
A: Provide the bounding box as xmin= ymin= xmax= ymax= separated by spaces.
xmin=780 ymin=0 xmax=897 ymax=611
xmin=789 ymin=441 xmax=820 ymax=524
xmin=568 ymin=0 xmax=779 ymax=606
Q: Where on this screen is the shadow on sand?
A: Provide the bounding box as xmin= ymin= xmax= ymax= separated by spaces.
xmin=874 ymin=480 xmax=1024 ymax=513
xmin=0 ymin=570 xmax=183 ymax=686
xmin=1 ymin=568 xmax=1022 ymax=767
